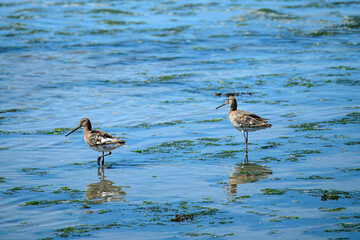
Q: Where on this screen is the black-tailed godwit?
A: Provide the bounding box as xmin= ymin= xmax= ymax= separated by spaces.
xmin=216 ymin=96 xmax=271 ymax=153
xmin=65 ymin=118 xmax=125 ymax=166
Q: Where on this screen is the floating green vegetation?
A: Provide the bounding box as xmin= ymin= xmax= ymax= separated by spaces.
xmin=21 ymin=168 xmax=48 ymax=175
xmin=321 ymin=194 xmax=340 ymax=201
xmin=37 ymin=128 xmax=71 ymax=135
xmin=161 ymin=98 xmax=196 ymax=104
xmin=303 ymin=189 xmax=358 ymax=199
xmin=285 ymin=76 xmax=317 ymax=87
xmin=4 ymin=185 xmax=50 ymax=195
xmin=285 ymin=149 xmax=322 ymax=162
xmin=284 ymin=1 xmax=360 ymax=9
xmin=197 ymin=137 xmax=221 ymax=142
xmin=197 ymin=137 xmax=222 ymax=146
xmin=170 ymin=213 xmax=194 ymax=222
xmin=319 ymin=207 xmax=346 ymax=212
xmin=270 ymin=216 xmax=299 ymax=222
xmin=242 ymin=100 xmax=290 ymax=105
xmin=195 ymin=117 xmax=226 ymax=123
xmin=81 ymin=29 xmax=120 ymax=35
xmin=0 ymin=108 xmax=27 ymax=114
xmin=0 ymin=176 xmax=5 ymax=182
xmin=133 ymin=140 xmax=195 ymax=154
xmin=281 ymin=112 xmax=297 ymax=118
xmin=279 ymin=216 xmax=299 ymax=220
xmin=21 ymin=198 xmax=98 ymax=207
xmin=261 ymin=188 xmax=287 ymax=195
xmin=307 ymin=29 xmax=340 ymax=37
xmin=341 ymin=167 xmax=360 ymax=173
xmin=335 ymin=78 xmax=360 ymax=86
xmin=147 ymin=73 xmax=195 ymax=83
xmin=288 ymin=112 xmax=360 ymax=131
xmin=90 ymin=9 xmax=135 ymax=15
xmin=100 ymin=20 xmax=145 ymax=25
xmin=97 ymin=209 xmax=111 ymax=214
xmin=344 ymin=141 xmax=360 ymax=145
xmin=297 ymin=175 xmax=334 ymax=180
xmin=210 ymin=34 xmax=230 ymax=38
xmin=235 ymin=195 xmax=251 ymax=200
xmin=249 ymin=8 xmax=298 ymax=20
xmin=203 ymin=150 xmax=243 ymax=159
xmin=54 ymin=224 xmax=114 ymax=238
xmin=325 ymin=222 xmax=360 ymax=233
xmin=260 ymin=141 xmax=283 ymax=149
xmin=21 ymin=199 xmax=67 ymax=206
xmin=53 ymin=186 xmax=82 ymax=194
xmin=330 ymin=65 xmax=359 ymax=70
xmin=340 ymin=15 xmax=360 ymax=29
xmin=68 ymin=162 xmax=86 ymax=165
xmin=261 ymin=156 xmax=281 ymax=163
xmin=125 ymin=120 xmax=184 ymax=129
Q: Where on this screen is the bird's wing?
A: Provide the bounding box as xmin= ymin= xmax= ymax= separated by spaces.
xmin=90 ymin=130 xmax=125 ymax=145
xmin=233 ymin=110 xmax=271 ymax=127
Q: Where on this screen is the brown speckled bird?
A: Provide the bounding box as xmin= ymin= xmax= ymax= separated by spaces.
xmin=66 ymin=118 xmax=125 ymax=166
xmin=216 ymin=96 xmax=271 ymax=151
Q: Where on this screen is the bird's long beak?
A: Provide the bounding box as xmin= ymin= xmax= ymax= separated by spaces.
xmin=65 ymin=125 xmax=82 ymax=137
xmin=216 ymin=100 xmax=229 ymax=109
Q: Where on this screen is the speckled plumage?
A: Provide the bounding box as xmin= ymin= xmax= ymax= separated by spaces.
xmin=216 ymin=96 xmax=271 ymax=156
xmin=229 ymin=109 xmax=271 ymax=132
xmin=66 ymin=118 xmax=125 ymax=166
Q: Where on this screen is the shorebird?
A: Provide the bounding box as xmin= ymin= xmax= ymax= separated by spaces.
xmin=65 ymin=118 xmax=125 ymax=166
xmin=216 ymin=96 xmax=271 ymax=155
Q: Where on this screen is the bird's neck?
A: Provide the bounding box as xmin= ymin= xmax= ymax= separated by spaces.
xmin=229 ymin=100 xmax=237 ymax=114
xmin=83 ymin=122 xmax=92 ymax=133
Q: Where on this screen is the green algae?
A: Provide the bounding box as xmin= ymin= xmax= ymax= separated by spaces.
xmin=38 ymin=128 xmax=71 ymax=135
xmin=196 ymin=117 xmax=226 ymax=123
xmin=53 ymin=186 xmax=82 ymax=194
xmin=288 ymin=112 xmax=360 ymax=131
xmin=344 ymin=141 xmax=360 ymax=145
xmin=261 ymin=156 xmax=281 ymax=163
xmin=0 ymin=108 xmax=27 ymax=114
xmin=125 ymin=120 xmax=184 ymax=129
xmin=319 ymin=207 xmax=346 ymax=212
xmin=100 ymin=20 xmax=145 ymax=25
xmin=68 ymin=162 xmax=86 ymax=165
xmin=21 ymin=168 xmax=48 ymax=175
xmin=170 ymin=213 xmax=194 ymax=222
xmin=21 ymin=200 xmax=68 ymax=206
xmin=297 ymin=175 xmax=334 ymax=180
xmin=261 ymin=188 xmax=287 ymax=195
xmin=90 ymin=9 xmax=135 ymax=15
xmin=260 ymin=142 xmax=283 ymax=149
xmin=330 ymin=66 xmax=359 ymax=70
xmin=4 ymin=185 xmax=50 ymax=194
xmin=0 ymin=176 xmax=5 ymax=182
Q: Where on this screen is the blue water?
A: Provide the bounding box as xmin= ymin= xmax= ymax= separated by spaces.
xmin=0 ymin=0 xmax=359 ymax=239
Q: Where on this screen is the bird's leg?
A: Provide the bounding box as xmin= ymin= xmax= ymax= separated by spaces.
xmin=244 ymin=148 xmax=249 ymax=164
xmin=242 ymin=130 xmax=249 ymax=164
xmin=101 ymin=151 xmax=112 ymax=166
xmin=242 ymin=130 xmax=248 ymax=150
xmin=97 ymin=152 xmax=105 ymax=166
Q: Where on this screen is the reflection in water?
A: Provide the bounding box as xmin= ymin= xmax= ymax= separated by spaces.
xmin=86 ymin=168 xmax=126 ymax=202
xmin=228 ymin=159 xmax=272 ymax=194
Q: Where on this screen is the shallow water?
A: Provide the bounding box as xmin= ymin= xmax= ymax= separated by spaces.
xmin=0 ymin=0 xmax=359 ymax=239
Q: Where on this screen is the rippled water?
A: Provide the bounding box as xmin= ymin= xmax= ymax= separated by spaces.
xmin=1 ymin=0 xmax=359 ymax=239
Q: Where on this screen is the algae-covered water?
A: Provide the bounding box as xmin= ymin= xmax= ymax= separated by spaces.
xmin=0 ymin=0 xmax=359 ymax=239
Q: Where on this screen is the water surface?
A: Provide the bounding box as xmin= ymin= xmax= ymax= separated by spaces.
xmin=0 ymin=0 xmax=359 ymax=239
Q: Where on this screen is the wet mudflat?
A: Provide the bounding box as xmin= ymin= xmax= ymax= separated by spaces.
xmin=0 ymin=0 xmax=359 ymax=239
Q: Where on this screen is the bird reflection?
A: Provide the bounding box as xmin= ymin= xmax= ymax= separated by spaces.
xmin=86 ymin=168 xmax=126 ymax=202
xmin=228 ymin=158 xmax=272 ymax=194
